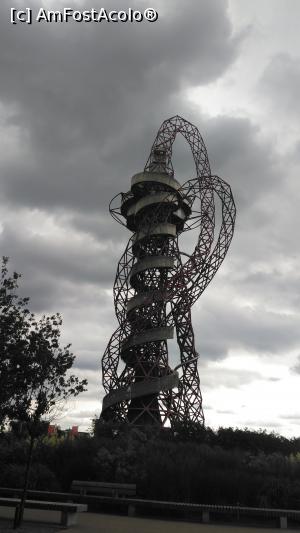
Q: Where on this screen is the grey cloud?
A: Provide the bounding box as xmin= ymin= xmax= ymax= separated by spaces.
xmin=0 ymin=222 xmax=118 ymax=301
xmin=69 ymin=369 xmax=103 ymax=392
xmin=290 ymin=141 xmax=300 ymax=164
xmin=238 ymin=420 xmax=283 ymax=429
xmin=73 ymin=352 xmax=101 ymax=372
xmin=68 ymin=212 xmax=127 ymax=244
xmin=259 ymin=53 xmax=300 ymax=117
xmin=199 ymin=362 xmax=264 ymax=389
xmin=291 ymin=355 xmax=300 ymax=374
xmin=0 ymin=0 xmax=241 ymax=214
xmin=227 ymin=268 xmax=300 ymax=313
xmin=280 ymin=413 xmax=300 ymax=420
xmin=66 ymin=410 xmax=99 ymax=421
xmin=205 ymin=116 xmax=281 ymax=210
xmin=196 ymin=297 xmax=300 ymax=360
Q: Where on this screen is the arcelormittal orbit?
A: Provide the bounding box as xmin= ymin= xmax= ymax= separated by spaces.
xmin=100 ymin=116 xmax=236 ymax=427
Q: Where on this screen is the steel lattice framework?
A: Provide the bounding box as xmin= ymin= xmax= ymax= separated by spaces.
xmin=100 ymin=116 xmax=236 ymax=427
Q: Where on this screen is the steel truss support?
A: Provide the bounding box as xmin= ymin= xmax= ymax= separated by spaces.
xmin=100 ymin=115 xmax=236 ymax=427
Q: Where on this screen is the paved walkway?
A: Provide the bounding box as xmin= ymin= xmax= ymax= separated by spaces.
xmin=0 ymin=506 xmax=61 ymax=531
xmin=0 ymin=509 xmax=296 ymax=532
xmin=66 ymin=512 xmax=294 ymax=533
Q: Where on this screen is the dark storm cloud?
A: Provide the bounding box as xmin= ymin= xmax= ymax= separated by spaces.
xmin=2 ymin=106 xmax=286 ymax=323
xmin=0 ymin=0 xmax=247 ymax=337
xmin=68 ymin=212 xmax=126 ymax=243
xmin=205 ymin=116 xmax=282 ymax=211
xmin=195 ymin=297 xmax=300 ymax=360
xmin=0 ymin=0 xmax=241 ymax=214
xmin=0 ymin=225 xmax=114 ymax=285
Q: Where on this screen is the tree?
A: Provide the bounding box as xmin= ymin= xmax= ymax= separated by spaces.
xmin=0 ymin=257 xmax=88 ymax=527
xmin=0 ymin=257 xmax=32 ymax=427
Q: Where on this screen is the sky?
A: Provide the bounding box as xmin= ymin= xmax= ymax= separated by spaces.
xmin=1 ymin=0 xmax=299 ymax=436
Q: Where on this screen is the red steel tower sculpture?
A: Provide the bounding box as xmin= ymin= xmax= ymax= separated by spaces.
xmin=100 ymin=116 xmax=236 ymax=427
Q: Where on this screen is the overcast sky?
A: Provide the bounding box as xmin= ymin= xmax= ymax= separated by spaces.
xmin=1 ymin=0 xmax=299 ymax=436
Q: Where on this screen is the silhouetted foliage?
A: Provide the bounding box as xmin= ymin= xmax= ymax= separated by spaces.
xmin=0 ymin=257 xmax=88 ymax=526
xmin=1 ymin=423 xmax=300 ymax=508
xmin=0 ymin=257 xmax=31 ymax=427
xmin=0 ymin=256 xmax=87 ymax=430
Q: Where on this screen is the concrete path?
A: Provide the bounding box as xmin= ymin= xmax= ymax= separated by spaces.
xmin=0 ymin=506 xmax=61 ymax=531
xmin=0 ymin=509 xmax=296 ymax=532
xmin=66 ymin=512 xmax=295 ymax=533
